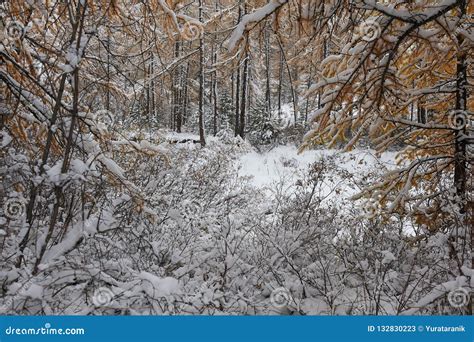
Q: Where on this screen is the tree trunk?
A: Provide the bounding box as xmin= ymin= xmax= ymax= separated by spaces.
xmin=174 ymin=41 xmax=182 ymax=133
xmin=417 ymin=105 xmax=426 ymax=124
xmin=234 ymin=3 xmax=242 ymax=136
xmin=212 ymin=56 xmax=218 ymax=135
xmin=198 ymin=0 xmax=206 ymax=147
xmin=277 ymin=49 xmax=283 ymax=118
xmin=212 ymin=10 xmax=218 ymax=136
xmin=453 ymin=5 xmax=467 ymax=213
xmin=234 ymin=68 xmax=240 ymax=136
xmin=453 ymin=0 xmax=470 ymax=314
xmin=183 ymin=61 xmax=189 ymax=126
xmin=239 ymin=53 xmax=248 ymax=138
xmin=277 ymin=37 xmax=297 ymax=125
xmin=264 ymin=28 xmax=271 ymax=117
xmin=304 ymin=65 xmax=313 ymax=123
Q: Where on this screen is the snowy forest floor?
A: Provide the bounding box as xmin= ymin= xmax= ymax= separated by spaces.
xmin=1 ymin=129 xmax=468 ymax=316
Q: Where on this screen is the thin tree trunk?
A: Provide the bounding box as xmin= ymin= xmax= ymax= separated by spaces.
xmin=276 ymin=37 xmax=297 ymax=125
xmin=212 ymin=50 xmax=218 ymax=135
xmin=305 ymin=65 xmax=313 ymax=123
xmin=34 ymin=1 xmax=87 ymax=274
xmin=174 ymin=41 xmax=182 ymax=132
xmin=453 ymin=0 xmax=470 ymax=314
xmin=106 ymin=24 xmax=110 ymax=112
xmin=183 ymin=61 xmax=189 ymax=126
xmin=234 ymin=67 xmax=240 ymax=136
xmin=264 ymin=27 xmax=271 ymax=117
xmin=453 ymin=3 xmax=467 ymax=213
xmin=239 ymin=53 xmax=248 ymax=138
xmin=150 ymin=54 xmax=156 ymax=123
xmin=277 ymin=48 xmax=283 ymax=118
xmin=233 ymin=2 xmax=243 ymax=136
xmin=454 ymin=59 xmax=467 ymax=210
xmin=17 ymin=3 xmax=85 ymax=268
xmin=198 ymin=0 xmax=206 ymax=147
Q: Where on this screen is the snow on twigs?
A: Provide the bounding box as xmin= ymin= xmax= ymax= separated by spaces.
xmin=227 ymin=0 xmax=288 ymax=51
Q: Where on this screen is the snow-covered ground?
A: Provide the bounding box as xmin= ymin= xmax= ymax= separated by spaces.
xmin=238 ymin=144 xmax=398 ymax=199
xmin=161 ymin=132 xmax=399 ymax=201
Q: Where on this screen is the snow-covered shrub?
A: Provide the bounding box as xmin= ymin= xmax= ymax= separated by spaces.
xmin=1 ymin=134 xmax=469 ymax=315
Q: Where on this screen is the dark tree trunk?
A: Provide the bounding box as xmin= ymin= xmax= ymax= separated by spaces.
xmin=198 ymin=0 xmax=206 ymax=147
xmin=239 ymin=53 xmax=248 ymax=138
xmin=454 ymin=12 xmax=467 ymax=214
xmin=265 ymin=28 xmax=271 ymax=117
xmin=417 ymin=105 xmax=426 ymax=124
xmin=174 ymin=41 xmax=182 ymax=133
xmin=183 ymin=61 xmax=189 ymax=126
xmin=234 ymin=3 xmax=242 ymax=136
xmin=234 ymin=68 xmax=240 ymax=136
xmin=277 ymin=48 xmax=283 ymax=118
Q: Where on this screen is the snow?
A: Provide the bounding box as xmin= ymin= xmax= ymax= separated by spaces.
xmin=362 ymin=0 xmax=457 ymax=24
xmin=381 ymin=250 xmax=396 ymax=264
xmin=274 ymin=104 xmax=295 ymax=127
xmin=98 ymin=155 xmax=125 ymax=179
xmin=2 ymin=0 xmax=469 ymax=317
xmin=166 ymin=132 xmax=201 ymax=142
xmin=45 ymin=161 xmax=64 ymax=185
xmin=20 ymin=283 xmax=44 ymax=300
xmin=227 ymin=0 xmax=288 ymax=51
xmin=41 ymin=225 xmax=83 ymax=264
xmin=157 ymin=0 xmax=180 ymax=30
xmin=1 ymin=130 xmax=12 ymax=147
xmin=138 ymin=272 xmax=180 ymax=298
xmin=402 ymin=276 xmax=469 ymax=315
xmin=238 ymin=145 xmax=397 ymax=198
